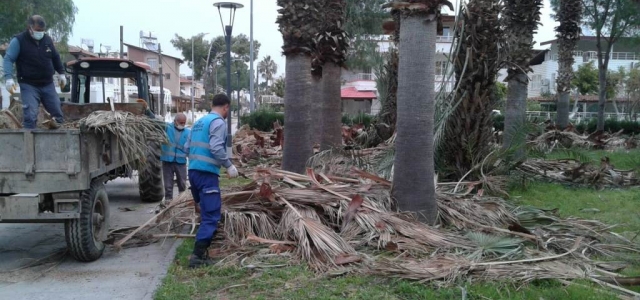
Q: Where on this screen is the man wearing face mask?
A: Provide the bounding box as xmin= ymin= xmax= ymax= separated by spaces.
xmin=3 ymin=15 xmax=66 ymax=129
xmin=160 ymin=113 xmax=190 ymax=203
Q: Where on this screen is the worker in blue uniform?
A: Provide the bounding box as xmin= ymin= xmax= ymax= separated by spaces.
xmin=161 ymin=113 xmax=190 ymax=202
xmin=183 ymin=93 xmax=238 ymax=268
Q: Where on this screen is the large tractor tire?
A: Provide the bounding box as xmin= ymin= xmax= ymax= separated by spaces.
xmin=139 ymin=140 xmax=164 ymax=203
xmin=65 ymin=180 xmax=110 ymax=262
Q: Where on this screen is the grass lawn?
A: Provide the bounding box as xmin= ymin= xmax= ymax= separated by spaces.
xmin=155 ymin=157 xmax=640 ymax=300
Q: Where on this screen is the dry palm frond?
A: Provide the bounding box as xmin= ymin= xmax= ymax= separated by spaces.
xmin=80 ymin=111 xmax=167 ymax=170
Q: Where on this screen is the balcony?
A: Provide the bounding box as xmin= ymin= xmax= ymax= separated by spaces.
xmin=436 ymin=35 xmax=454 ymax=43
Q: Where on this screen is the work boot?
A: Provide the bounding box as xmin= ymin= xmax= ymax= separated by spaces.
xmin=188 ymin=240 xmax=217 ymax=269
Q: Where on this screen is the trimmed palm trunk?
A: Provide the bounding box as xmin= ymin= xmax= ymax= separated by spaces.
xmin=315 ymin=0 xmax=348 ymax=150
xmin=311 ymin=71 xmax=323 ymax=146
xmin=277 ymin=0 xmax=324 ymax=173
xmin=555 ymin=0 xmax=582 ymax=130
xmin=392 ymin=12 xmax=438 ymax=224
xmin=442 ymin=0 xmax=502 ymax=180
xmin=321 ymin=63 xmax=343 ymax=149
xmin=502 ymin=0 xmax=543 ymax=156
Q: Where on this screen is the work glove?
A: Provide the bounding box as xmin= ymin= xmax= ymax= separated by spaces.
xmin=5 ymin=79 xmax=16 ymax=94
xmin=227 ymin=165 xmax=239 ymax=178
xmin=58 ymin=75 xmax=67 ymax=89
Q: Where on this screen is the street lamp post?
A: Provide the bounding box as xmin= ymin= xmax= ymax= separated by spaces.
xmin=214 ymin=2 xmax=243 ymax=152
xmin=236 ymin=70 xmax=241 ymax=129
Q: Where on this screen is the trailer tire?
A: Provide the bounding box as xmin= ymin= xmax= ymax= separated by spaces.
xmin=139 ymin=140 xmax=164 ymax=203
xmin=65 ymin=180 xmax=110 ymax=262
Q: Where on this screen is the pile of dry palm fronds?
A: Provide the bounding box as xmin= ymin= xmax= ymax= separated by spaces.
xmin=518 ymin=158 xmax=639 ymax=187
xmin=531 ymin=130 xmax=640 ymax=152
xmin=232 ymin=125 xmax=283 ymax=172
xmin=80 ymin=111 xmax=167 ymax=170
xmin=113 ymin=167 xmax=640 ymax=297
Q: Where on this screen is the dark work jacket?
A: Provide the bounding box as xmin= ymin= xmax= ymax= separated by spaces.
xmin=15 ymin=31 xmax=65 ymax=86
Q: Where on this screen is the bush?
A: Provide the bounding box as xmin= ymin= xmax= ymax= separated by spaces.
xmin=493 ymin=114 xmax=505 ymax=131
xmin=343 ymin=113 xmax=373 ymax=127
xmin=576 ymin=119 xmax=640 ymax=135
xmin=240 ymin=109 xmax=284 ymax=132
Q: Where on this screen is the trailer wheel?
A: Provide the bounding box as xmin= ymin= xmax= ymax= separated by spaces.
xmin=139 ymin=140 xmax=164 ymax=203
xmin=65 ymin=180 xmax=110 ymax=262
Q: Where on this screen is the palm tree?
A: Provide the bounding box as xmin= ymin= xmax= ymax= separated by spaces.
xmin=554 ymin=0 xmax=582 ymax=129
xmin=258 ymin=56 xmax=278 ymax=87
xmin=502 ymin=0 xmax=543 ymax=156
xmin=277 ymin=0 xmax=323 ymax=173
xmin=315 ymin=0 xmax=349 ymax=150
xmin=442 ymin=0 xmax=503 ymax=180
xmin=386 ymin=0 xmax=452 ymax=225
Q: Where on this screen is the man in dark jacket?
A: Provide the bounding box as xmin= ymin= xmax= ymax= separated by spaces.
xmin=3 ymin=15 xmax=67 ymax=129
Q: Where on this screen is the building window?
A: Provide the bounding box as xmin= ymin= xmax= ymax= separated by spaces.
xmin=165 ymin=73 xmax=171 ymax=80
xmin=435 ymin=61 xmax=446 ymax=76
xmin=147 ymin=58 xmax=158 ymax=70
xmin=530 ymin=75 xmax=542 ymax=90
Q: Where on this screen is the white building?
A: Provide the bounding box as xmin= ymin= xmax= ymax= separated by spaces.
xmin=498 ymin=36 xmax=639 ymax=113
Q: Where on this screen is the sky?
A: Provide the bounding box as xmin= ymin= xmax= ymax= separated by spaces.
xmin=68 ymin=0 xmax=560 ymax=79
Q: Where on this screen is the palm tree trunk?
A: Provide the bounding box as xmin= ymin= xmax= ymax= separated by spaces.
xmin=503 ymin=73 xmax=529 ymax=154
xmin=282 ymin=54 xmax=313 ymax=173
xmin=320 ymin=62 xmax=343 ymax=150
xmin=311 ymin=75 xmax=323 ymax=146
xmin=556 ymin=92 xmax=571 ymax=128
xmin=597 ymin=67 xmax=607 ymax=131
xmin=392 ymin=15 xmax=437 ymax=225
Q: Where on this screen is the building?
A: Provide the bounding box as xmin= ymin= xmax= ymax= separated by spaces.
xmin=124 ymin=43 xmax=183 ymax=98
xmin=342 ymin=15 xmax=456 ymax=115
xmin=498 ymin=36 xmax=639 ymax=111
xmin=175 ymin=76 xmax=206 ymax=112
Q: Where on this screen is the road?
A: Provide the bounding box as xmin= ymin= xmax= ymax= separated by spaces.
xmin=0 ymin=178 xmax=180 ymax=300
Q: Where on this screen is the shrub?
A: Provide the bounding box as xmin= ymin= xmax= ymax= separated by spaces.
xmin=240 ymin=109 xmax=284 ymax=132
xmin=343 ymin=113 xmax=373 ymax=127
xmin=576 ymin=119 xmax=640 ymax=135
xmin=493 ymin=114 xmax=505 ymax=131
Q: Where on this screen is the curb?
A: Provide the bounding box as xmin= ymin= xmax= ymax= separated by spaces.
xmin=141 ymin=238 xmax=183 ymax=300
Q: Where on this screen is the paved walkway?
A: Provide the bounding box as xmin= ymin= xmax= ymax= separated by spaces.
xmin=0 ymin=178 xmax=180 ymax=300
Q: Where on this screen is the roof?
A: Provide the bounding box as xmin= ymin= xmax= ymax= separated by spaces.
xmin=66 ymin=57 xmax=152 ymax=71
xmin=539 ymin=36 xmax=639 ymax=46
xmin=530 ymin=95 xmax=630 ymax=103
xmin=68 ymin=45 xmax=98 ymax=58
xmin=530 ymin=49 xmax=549 ymax=65
xmin=341 ymin=87 xmax=377 ymax=100
xmin=124 ymin=43 xmax=184 ymax=63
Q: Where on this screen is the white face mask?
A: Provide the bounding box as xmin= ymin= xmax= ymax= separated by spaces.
xmin=31 ymin=29 xmax=45 ymax=40
xmin=175 ymin=124 xmax=185 ymax=131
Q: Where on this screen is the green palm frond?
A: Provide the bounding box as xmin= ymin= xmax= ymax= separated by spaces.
xmin=466 ymin=232 xmax=523 ymax=261
xmin=558 ymin=149 xmax=596 ymax=164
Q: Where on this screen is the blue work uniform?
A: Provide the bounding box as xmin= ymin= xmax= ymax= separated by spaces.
xmin=184 ymin=112 xmax=232 ymax=244
xmin=161 ymin=123 xmax=190 ymax=200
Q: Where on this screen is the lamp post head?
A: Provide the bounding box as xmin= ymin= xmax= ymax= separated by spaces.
xmin=214 ymin=2 xmax=243 ymax=35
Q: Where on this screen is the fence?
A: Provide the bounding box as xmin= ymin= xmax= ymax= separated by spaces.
xmin=526 ymin=111 xmax=637 ymax=123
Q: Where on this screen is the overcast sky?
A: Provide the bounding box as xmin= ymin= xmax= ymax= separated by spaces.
xmin=69 ymin=0 xmax=559 ymax=78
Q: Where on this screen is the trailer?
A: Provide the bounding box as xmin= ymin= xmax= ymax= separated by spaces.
xmin=0 ymin=58 xmax=165 ymax=262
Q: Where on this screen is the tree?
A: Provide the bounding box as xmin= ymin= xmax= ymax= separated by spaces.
xmin=315 ymin=0 xmax=349 ymax=150
xmin=387 ymin=0 xmax=453 ymax=225
xmin=572 ymin=61 xmax=599 ymax=95
xmin=580 ymin=0 xmax=640 ymax=131
xmin=344 ymin=0 xmax=388 ymax=71
xmin=271 ymin=77 xmax=285 ymax=98
xmin=442 ymin=0 xmax=503 ymax=180
xmin=554 ymin=0 xmax=582 ymax=130
xmin=277 ymin=0 xmax=324 ymax=173
xmin=171 ymin=33 xmax=261 ymax=93
xmin=0 ymin=0 xmax=78 ymax=47
xmin=606 ymin=67 xmax=626 ymax=113
xmin=502 ymin=0 xmax=543 ymax=156
xmin=258 ymin=56 xmax=278 ymax=86
xmin=624 ymin=67 xmax=640 ymax=115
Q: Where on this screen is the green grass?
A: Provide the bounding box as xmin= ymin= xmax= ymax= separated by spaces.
xmin=156 ymin=153 xmax=640 ymax=300
xmin=546 ymin=149 xmax=640 ymax=170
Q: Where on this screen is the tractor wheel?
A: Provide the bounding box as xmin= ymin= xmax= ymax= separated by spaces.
xmin=139 ymin=140 xmax=164 ymax=203
xmin=65 ymin=180 xmax=110 ymax=262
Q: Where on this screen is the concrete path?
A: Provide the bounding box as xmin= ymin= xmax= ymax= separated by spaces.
xmin=0 ymin=178 xmax=180 ymax=300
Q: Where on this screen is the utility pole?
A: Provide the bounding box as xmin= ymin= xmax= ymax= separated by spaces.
xmin=237 ymin=70 xmax=241 ymax=129
xmin=120 ymin=26 xmax=125 ymax=103
xmin=158 ymin=43 xmax=165 ymax=116
xmin=249 ymin=0 xmax=255 ymax=112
